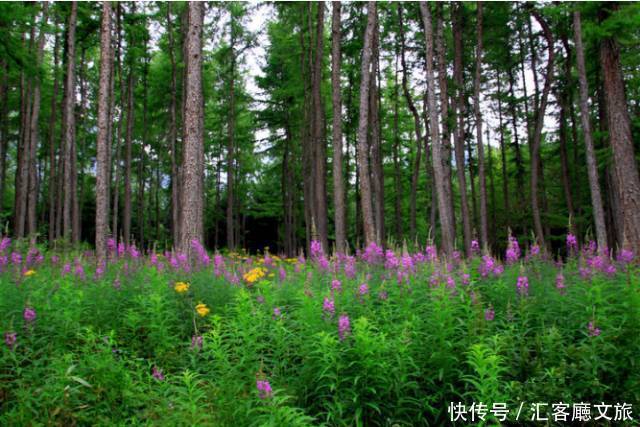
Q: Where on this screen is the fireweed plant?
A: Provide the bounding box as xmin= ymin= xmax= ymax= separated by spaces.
xmin=0 ymin=236 xmax=639 ymax=425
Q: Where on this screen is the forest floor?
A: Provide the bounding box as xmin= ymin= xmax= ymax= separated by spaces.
xmin=1 ymin=240 xmax=639 ymax=425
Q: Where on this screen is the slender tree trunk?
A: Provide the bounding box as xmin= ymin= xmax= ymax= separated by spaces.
xmin=369 ymin=20 xmax=384 ymax=245
xmin=398 ymin=5 xmax=423 ymax=241
xmin=529 ymin=9 xmax=553 ymax=248
xmin=123 ymin=4 xmax=136 ymax=246
xmin=62 ymin=2 xmax=77 ymax=242
xmin=436 ymin=3 xmax=455 ymax=237
xmin=26 ymin=3 xmax=49 ymax=236
xmin=331 ymin=1 xmax=346 ymax=253
xmin=419 ymin=2 xmax=454 ymax=255
xmin=356 ymin=1 xmax=377 ymax=247
xmin=473 ymin=2 xmax=488 ymax=250
xmin=47 ymin=33 xmax=60 ymax=244
xmin=15 ymin=27 xmax=34 ymax=239
xmin=95 ymin=1 xmax=113 ymax=265
xmin=312 ymin=2 xmax=328 ymax=251
xmin=178 ymin=2 xmax=204 ymax=258
xmin=598 ymin=5 xmax=640 ymax=253
xmin=392 ymin=46 xmax=402 ymax=241
xmin=506 ymin=64 xmax=525 ymax=213
xmin=166 ymin=4 xmax=180 ymax=247
xmin=112 ymin=4 xmax=124 ymax=241
xmin=0 ymin=60 xmax=8 ymax=220
xmin=495 ymin=71 xmax=510 ymax=228
xmin=452 ymin=2 xmax=472 ymax=255
xmin=573 ymin=11 xmax=608 ymax=250
xmin=226 ymin=14 xmax=236 ymax=251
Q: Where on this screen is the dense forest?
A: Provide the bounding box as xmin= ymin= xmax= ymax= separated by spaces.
xmin=1 ymin=1 xmax=639 ymax=260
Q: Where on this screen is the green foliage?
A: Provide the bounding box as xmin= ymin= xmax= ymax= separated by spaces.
xmin=1 ymin=249 xmax=638 ymax=425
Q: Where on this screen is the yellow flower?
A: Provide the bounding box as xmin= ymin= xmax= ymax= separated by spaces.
xmin=243 ymin=267 xmax=267 ymax=283
xmin=268 ymin=273 xmax=275 ymax=278
xmin=195 ymin=303 xmax=210 ymax=317
xmin=174 ymin=282 xmax=190 ymax=293
xmin=285 ymin=258 xmax=298 ymax=264
xmin=23 ymin=269 xmax=36 ymax=277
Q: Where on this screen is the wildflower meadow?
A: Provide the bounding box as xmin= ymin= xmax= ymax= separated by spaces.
xmin=1 ymin=236 xmax=639 ymax=425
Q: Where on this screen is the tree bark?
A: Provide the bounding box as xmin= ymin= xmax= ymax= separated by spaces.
xmin=167 ymin=3 xmax=180 ymax=247
xmin=26 ymin=3 xmax=49 ymax=236
xmin=452 ymin=2 xmax=472 ymax=255
xmin=62 ymin=2 xmax=77 ymax=242
xmin=419 ymin=2 xmax=454 ymax=255
xmin=529 ymin=9 xmax=553 ymax=248
xmin=495 ymin=70 xmax=510 ymax=228
xmin=473 ymin=2 xmax=488 ymax=250
xmin=47 ymin=32 xmax=60 ymax=244
xmin=573 ymin=11 xmax=608 ymax=251
xmin=95 ymin=1 xmax=113 ymax=265
xmin=312 ymin=2 xmax=328 ymax=252
xmin=331 ymin=1 xmax=346 ymax=253
xmin=226 ymin=12 xmax=237 ymax=250
xmin=178 ymin=2 xmax=205 ymax=258
xmin=398 ymin=4 xmax=423 ymax=241
xmin=598 ymin=5 xmax=640 ymax=253
xmin=370 ymin=19 xmax=384 ymax=245
xmin=356 ymin=1 xmax=377 ymax=247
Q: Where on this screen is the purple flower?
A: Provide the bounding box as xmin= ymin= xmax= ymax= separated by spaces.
xmin=358 ymin=283 xmax=369 ymax=296
xmin=113 ymin=278 xmax=121 ymax=290
xmin=152 ymin=366 xmax=165 ymax=381
xmin=378 ymin=290 xmax=388 ymax=301
xmin=530 ymin=244 xmax=540 ymax=257
xmin=425 ymin=245 xmax=437 ymax=261
xmin=117 ymin=242 xmax=126 ymax=258
xmin=191 ymin=240 xmax=210 ymax=266
xmin=273 ymin=307 xmax=282 ymax=319
xmin=446 ymin=276 xmax=456 ymax=289
xmin=471 ymin=240 xmax=480 ymax=255
xmin=344 ymin=257 xmax=357 ymax=279
xmin=278 ymin=267 xmax=286 ymax=282
xmin=484 ymin=306 xmax=495 ymax=321
xmin=567 ymin=233 xmax=578 ymax=253
xmin=4 ymin=332 xmax=17 ymax=350
xmin=310 ymin=240 xmax=324 ymax=260
xmin=74 ymin=262 xmax=85 ymax=280
xmin=555 ymin=273 xmax=565 ymax=291
xmin=323 ymin=297 xmax=335 ymax=317
xmin=384 ymin=250 xmax=399 ymax=270
xmin=11 ymin=252 xmax=22 ymax=266
xmin=617 ymin=249 xmax=634 ymax=265
xmin=461 ymin=273 xmax=471 ymax=285
xmin=129 ymin=244 xmax=140 ymax=259
xmin=516 ymin=276 xmax=529 ymax=296
xmin=191 ymin=335 xmax=203 ymax=351
xmin=362 ymin=242 xmax=384 ymax=265
xmin=256 ymin=379 xmax=273 ymax=399
xmin=331 ymin=279 xmax=342 ymax=293
xmin=505 ymin=235 xmax=521 ymax=264
xmin=0 ymin=236 xmax=11 ymax=252
xmin=107 ymin=238 xmax=116 ymax=253
xmin=23 ymin=307 xmax=36 ymax=323
xmin=579 ymin=267 xmax=592 ymax=280
xmin=338 ymin=314 xmax=351 ymax=340
xmin=587 ymin=321 xmax=601 ymax=337
xmin=492 ymin=264 xmax=504 ymax=276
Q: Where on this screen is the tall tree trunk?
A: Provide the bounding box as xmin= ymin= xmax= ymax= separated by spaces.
xmin=369 ymin=19 xmax=384 ymax=245
xmin=356 ymin=1 xmax=377 ymax=247
xmin=15 ymin=27 xmax=34 ymax=239
xmin=226 ymin=13 xmax=236 ymax=251
xmin=178 ymin=2 xmax=204 ymax=258
xmin=452 ymin=2 xmax=472 ymax=255
xmin=495 ymin=70 xmax=510 ymax=228
xmin=598 ymin=5 xmax=640 ymax=253
xmin=95 ymin=1 xmax=113 ymax=265
xmin=473 ymin=2 xmax=488 ymax=250
xmin=166 ymin=3 xmax=180 ymax=247
xmin=331 ymin=1 xmax=346 ymax=253
xmin=312 ymin=2 xmax=328 ymax=251
xmin=0 ymin=59 xmax=8 ymax=220
xmin=436 ymin=3 xmax=455 ymax=237
xmin=573 ymin=11 xmax=608 ymax=250
xmin=419 ymin=2 xmax=454 ymax=255
xmin=26 ymin=3 xmax=49 ymax=236
xmin=112 ymin=4 xmax=124 ymax=241
xmin=392 ymin=45 xmax=402 ymax=241
xmin=398 ymin=4 xmax=423 ymax=241
xmin=528 ymin=9 xmax=553 ymax=248
xmin=48 ymin=32 xmax=60 ymax=244
xmin=62 ymin=2 xmax=77 ymax=242
xmin=506 ymin=63 xmax=525 ymax=214
xmin=123 ymin=3 xmax=136 ymax=246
